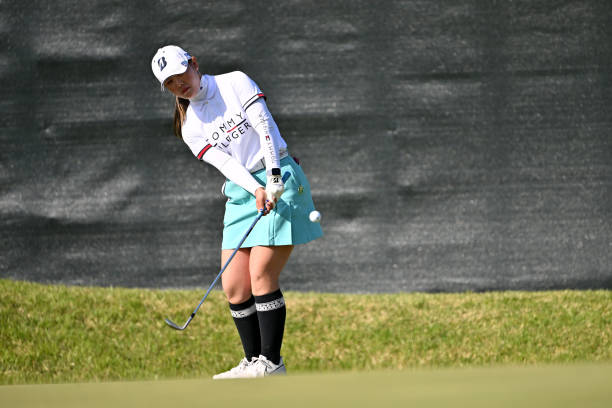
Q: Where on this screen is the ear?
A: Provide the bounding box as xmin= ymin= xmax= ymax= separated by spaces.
xmin=191 ymin=56 xmax=200 ymax=73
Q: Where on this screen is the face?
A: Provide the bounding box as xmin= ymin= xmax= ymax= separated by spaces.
xmin=163 ymin=58 xmax=201 ymax=99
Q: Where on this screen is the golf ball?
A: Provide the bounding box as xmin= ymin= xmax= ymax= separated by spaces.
xmin=309 ymin=210 xmax=322 ymax=223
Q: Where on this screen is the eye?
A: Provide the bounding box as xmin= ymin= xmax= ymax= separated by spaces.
xmin=165 ymin=78 xmax=173 ymax=86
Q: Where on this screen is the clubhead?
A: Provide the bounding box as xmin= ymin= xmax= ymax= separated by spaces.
xmin=165 ymin=317 xmax=186 ymax=331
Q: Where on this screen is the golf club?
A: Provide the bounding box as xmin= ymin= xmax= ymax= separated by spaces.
xmin=165 ymin=171 xmax=290 ymax=331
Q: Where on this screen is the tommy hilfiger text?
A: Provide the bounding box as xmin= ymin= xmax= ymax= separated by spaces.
xmin=210 ymin=112 xmax=252 ymax=148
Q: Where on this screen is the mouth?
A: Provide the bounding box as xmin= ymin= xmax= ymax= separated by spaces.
xmin=182 ymin=86 xmax=191 ymax=96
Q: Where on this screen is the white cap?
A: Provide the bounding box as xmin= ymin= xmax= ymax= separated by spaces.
xmin=151 ymin=45 xmax=191 ymax=87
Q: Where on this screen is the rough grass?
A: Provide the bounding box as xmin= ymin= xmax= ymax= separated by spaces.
xmin=1 ymin=279 xmax=610 ymax=384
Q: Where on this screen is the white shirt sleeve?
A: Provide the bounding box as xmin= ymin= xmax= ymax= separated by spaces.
xmin=230 ymin=71 xmax=266 ymax=111
xmin=245 ymin=98 xmax=281 ymax=173
xmin=201 ymin=147 xmax=263 ymax=196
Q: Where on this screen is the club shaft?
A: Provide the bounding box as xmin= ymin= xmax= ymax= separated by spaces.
xmin=165 ymin=171 xmax=290 ymax=330
xmin=190 ymin=211 xmax=263 ymax=316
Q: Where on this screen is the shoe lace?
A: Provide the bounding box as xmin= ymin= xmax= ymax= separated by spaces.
xmin=256 ymin=357 xmax=275 ymax=372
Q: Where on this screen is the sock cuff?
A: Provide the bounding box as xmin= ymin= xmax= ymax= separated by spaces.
xmin=255 ymin=289 xmax=285 ymax=312
xmin=229 ymin=296 xmax=257 ymax=318
xmin=254 ymin=289 xmax=283 ymax=303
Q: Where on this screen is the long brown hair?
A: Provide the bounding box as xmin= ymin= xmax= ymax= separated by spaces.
xmin=172 ymin=59 xmax=197 ymax=139
xmin=173 ymin=97 xmax=190 ymax=138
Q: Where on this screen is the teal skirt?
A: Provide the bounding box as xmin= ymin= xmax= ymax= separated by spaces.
xmin=221 ymin=156 xmax=323 ymax=249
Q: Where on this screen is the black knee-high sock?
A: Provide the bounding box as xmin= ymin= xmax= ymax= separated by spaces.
xmin=229 ymin=296 xmax=261 ymax=361
xmin=255 ymin=289 xmax=286 ymax=365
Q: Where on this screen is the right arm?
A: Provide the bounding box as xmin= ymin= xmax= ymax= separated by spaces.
xmin=182 ymin=112 xmax=274 ymax=213
xmin=201 ymin=146 xmax=274 ymax=214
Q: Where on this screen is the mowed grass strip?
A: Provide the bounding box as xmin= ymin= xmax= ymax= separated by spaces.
xmin=2 ymin=364 xmax=612 ymax=408
xmin=1 ymin=279 xmax=610 ymax=384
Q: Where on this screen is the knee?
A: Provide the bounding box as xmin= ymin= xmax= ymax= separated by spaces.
xmin=224 ymin=283 xmax=252 ymax=305
xmin=250 ymin=269 xmax=271 ymax=286
xmin=250 ymin=270 xmax=279 ymax=294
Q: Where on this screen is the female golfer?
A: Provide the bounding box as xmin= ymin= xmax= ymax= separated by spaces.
xmin=151 ymin=45 xmax=323 ymax=378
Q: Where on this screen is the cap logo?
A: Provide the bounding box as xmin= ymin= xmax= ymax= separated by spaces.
xmin=181 ymin=52 xmax=191 ymax=67
xmin=158 ymin=57 xmax=167 ymax=71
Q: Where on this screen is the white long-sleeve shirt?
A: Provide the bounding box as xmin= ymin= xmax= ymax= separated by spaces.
xmin=181 ymin=72 xmax=287 ymax=195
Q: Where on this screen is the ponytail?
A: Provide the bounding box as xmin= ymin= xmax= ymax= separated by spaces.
xmin=173 ymin=97 xmax=190 ymax=138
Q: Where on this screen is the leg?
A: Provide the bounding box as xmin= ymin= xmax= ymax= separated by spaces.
xmin=249 ymin=245 xmax=294 ymax=295
xmin=249 ymin=245 xmax=293 ymax=366
xmin=221 ymin=248 xmax=251 ymax=304
xmin=220 ymin=248 xmax=260 ymax=362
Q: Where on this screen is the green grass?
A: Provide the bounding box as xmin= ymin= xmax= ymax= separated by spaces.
xmin=2 ymin=364 xmax=612 ymax=408
xmin=1 ymin=279 xmax=611 ymax=385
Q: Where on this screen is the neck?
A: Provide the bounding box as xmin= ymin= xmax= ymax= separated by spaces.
xmin=190 ymin=74 xmax=208 ymax=102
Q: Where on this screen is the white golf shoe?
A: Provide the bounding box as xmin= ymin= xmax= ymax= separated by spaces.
xmin=247 ymin=355 xmax=287 ymax=377
xmin=212 ymin=357 xmax=255 ymax=380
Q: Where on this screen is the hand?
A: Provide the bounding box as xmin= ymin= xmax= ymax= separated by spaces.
xmin=265 ymin=174 xmax=285 ymax=203
xmin=255 ymin=187 xmax=274 ymax=215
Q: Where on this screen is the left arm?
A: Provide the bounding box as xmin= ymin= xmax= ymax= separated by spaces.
xmin=245 ymin=98 xmax=284 ymax=203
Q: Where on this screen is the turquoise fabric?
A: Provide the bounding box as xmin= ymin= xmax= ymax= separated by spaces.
xmin=221 ymin=156 xmax=323 ymax=249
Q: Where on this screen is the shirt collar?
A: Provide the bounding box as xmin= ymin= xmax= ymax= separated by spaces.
xmin=190 ymin=75 xmax=212 ymax=102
